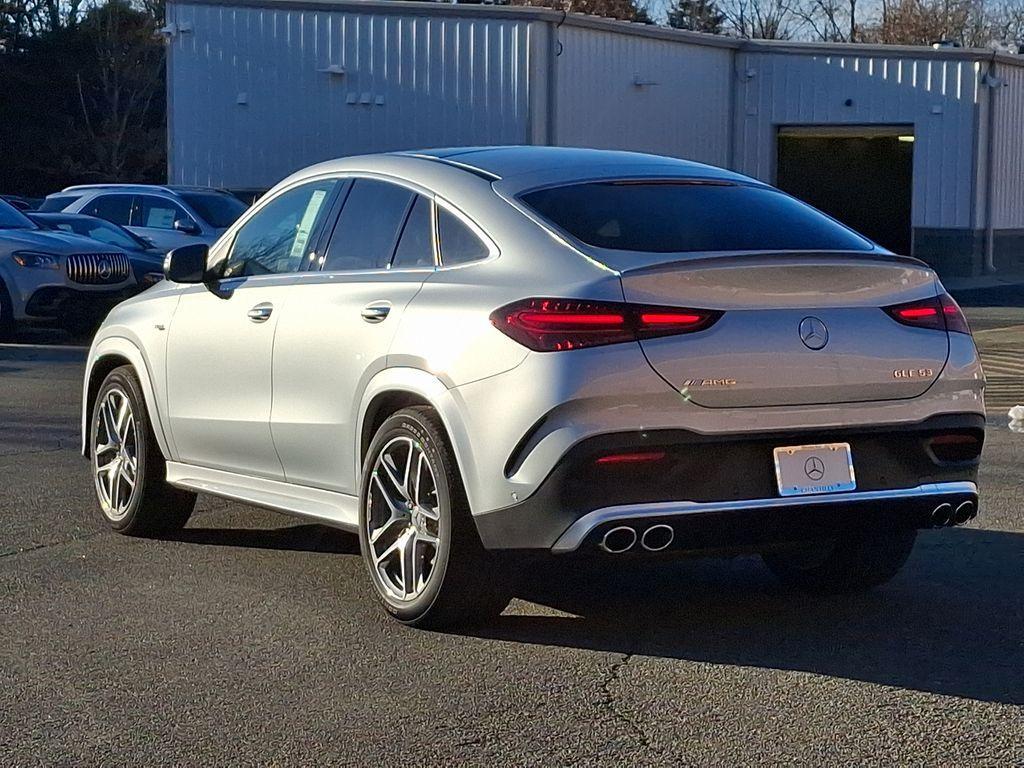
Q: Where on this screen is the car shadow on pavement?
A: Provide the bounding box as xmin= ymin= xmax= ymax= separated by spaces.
xmin=170 ymin=523 xmax=360 ymax=555
xmin=475 ymin=527 xmax=1024 ymax=706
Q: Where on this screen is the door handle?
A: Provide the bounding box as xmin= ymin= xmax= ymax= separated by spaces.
xmin=361 ymin=302 xmax=391 ymax=324
xmin=247 ymin=303 xmax=274 ymax=323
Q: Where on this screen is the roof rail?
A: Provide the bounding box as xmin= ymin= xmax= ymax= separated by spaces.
xmin=61 ymin=183 xmax=178 ymax=194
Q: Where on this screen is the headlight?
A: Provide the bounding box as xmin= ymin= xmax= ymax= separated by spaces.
xmin=12 ymin=251 xmax=60 ymax=270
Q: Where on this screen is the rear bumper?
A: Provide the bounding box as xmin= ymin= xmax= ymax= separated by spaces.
xmin=473 ymin=413 xmax=983 ymax=551
xmin=551 ymin=481 xmax=978 ymax=554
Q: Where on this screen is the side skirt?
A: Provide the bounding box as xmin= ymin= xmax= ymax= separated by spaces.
xmin=165 ymin=462 xmax=359 ymax=531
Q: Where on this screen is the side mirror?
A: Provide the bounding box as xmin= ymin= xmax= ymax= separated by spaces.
xmin=164 ymin=243 xmax=209 ymax=283
xmin=173 ymin=218 xmax=200 ymax=235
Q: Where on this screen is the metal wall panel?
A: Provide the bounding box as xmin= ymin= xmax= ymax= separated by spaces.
xmin=992 ymin=63 xmax=1024 ymax=229
xmin=733 ymin=51 xmax=982 ymax=229
xmin=553 ymin=25 xmax=732 ymax=166
xmin=167 ymin=3 xmax=532 ymax=188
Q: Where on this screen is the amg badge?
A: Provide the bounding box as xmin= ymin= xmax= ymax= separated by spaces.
xmin=682 ymin=378 xmax=737 ymax=388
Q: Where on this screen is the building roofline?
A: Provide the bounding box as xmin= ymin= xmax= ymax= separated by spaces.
xmin=169 ymin=0 xmax=1024 ymax=67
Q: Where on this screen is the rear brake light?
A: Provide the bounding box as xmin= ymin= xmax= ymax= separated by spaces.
xmin=490 ymin=298 xmax=722 ymax=352
xmin=884 ymin=293 xmax=971 ymax=334
xmin=927 ymin=433 xmax=983 ymax=463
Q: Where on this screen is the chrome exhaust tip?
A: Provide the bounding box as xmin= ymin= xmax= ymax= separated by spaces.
xmin=640 ymin=524 xmax=674 ymax=552
xmin=931 ymin=502 xmax=953 ymax=527
xmin=600 ymin=526 xmax=637 ymax=554
xmin=953 ymin=500 xmax=976 ymax=525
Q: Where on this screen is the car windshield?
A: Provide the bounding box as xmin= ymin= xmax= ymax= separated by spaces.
xmin=179 ymin=192 xmax=247 ymax=228
xmin=37 ymin=215 xmax=144 ymax=249
xmin=0 ymin=199 xmax=37 ymax=230
xmin=520 ymin=180 xmax=875 ymax=254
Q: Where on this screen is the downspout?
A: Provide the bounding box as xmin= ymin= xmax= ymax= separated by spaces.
xmin=983 ymin=54 xmax=999 ymax=274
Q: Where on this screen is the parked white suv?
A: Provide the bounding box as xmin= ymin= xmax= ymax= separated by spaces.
xmin=39 ymin=184 xmax=248 ymax=252
xmin=0 ymin=199 xmax=135 ymax=336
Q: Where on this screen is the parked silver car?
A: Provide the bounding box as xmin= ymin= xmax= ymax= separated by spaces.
xmin=40 ymin=184 xmax=248 ymax=251
xmin=81 ymin=148 xmax=985 ymax=628
xmin=0 ymin=198 xmax=135 ymax=337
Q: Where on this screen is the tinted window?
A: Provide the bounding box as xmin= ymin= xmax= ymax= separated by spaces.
xmin=520 ymin=181 xmax=875 ymax=254
xmin=391 ymin=196 xmax=435 ymax=269
xmin=322 ymin=180 xmax=414 ymax=272
xmin=37 ymin=193 xmax=83 ymax=212
xmin=223 ymin=179 xmax=338 ymax=278
xmin=436 ymin=208 xmax=489 ymax=266
xmin=83 ymin=194 xmax=134 ymax=226
xmin=0 ymin=199 xmax=36 ymax=229
xmin=179 ymin=192 xmax=248 ymax=228
xmin=137 ymin=195 xmax=192 ymax=230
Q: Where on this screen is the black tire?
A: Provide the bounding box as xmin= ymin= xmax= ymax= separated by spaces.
xmin=0 ymin=278 xmax=15 ymax=340
xmin=358 ymin=406 xmax=512 ymax=629
xmin=89 ymin=365 xmax=196 ymax=536
xmin=762 ymin=529 xmax=917 ymax=594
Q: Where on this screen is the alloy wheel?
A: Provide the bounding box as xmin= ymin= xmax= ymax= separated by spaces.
xmin=366 ymin=436 xmax=442 ymax=602
xmin=93 ymin=387 xmax=139 ymax=521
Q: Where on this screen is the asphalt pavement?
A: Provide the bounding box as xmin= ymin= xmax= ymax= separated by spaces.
xmin=2 ymin=327 xmax=1023 ymax=765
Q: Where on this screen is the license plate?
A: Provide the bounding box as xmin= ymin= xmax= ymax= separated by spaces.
xmin=773 ymin=442 xmax=856 ymax=497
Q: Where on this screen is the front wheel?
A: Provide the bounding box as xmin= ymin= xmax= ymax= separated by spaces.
xmin=762 ymin=529 xmax=917 ymax=594
xmin=358 ymin=406 xmax=511 ymax=628
xmin=90 ymin=365 xmax=196 ymax=535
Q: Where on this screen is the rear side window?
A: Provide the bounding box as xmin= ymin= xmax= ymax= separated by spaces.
xmin=83 ymin=194 xmax=134 ymax=226
xmin=391 ymin=195 xmax=435 ymax=269
xmin=38 ymin=193 xmax=83 ymax=212
xmin=179 ymin=192 xmax=248 ymax=228
xmin=223 ymin=179 xmax=338 ymax=278
xmin=436 ymin=208 xmax=489 ymax=266
xmin=322 ymin=180 xmax=414 ymax=272
xmin=520 ymin=181 xmax=874 ymax=254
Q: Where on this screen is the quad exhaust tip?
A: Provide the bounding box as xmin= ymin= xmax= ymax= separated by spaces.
xmin=600 ymin=526 xmax=637 ymax=553
xmin=954 ymin=500 xmax=976 ymax=524
xmin=931 ymin=503 xmax=953 ymax=527
xmin=641 ymin=524 xmax=675 ymax=552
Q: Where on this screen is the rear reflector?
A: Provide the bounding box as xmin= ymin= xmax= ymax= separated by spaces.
xmin=884 ymin=293 xmax=971 ymax=335
xmin=595 ymin=450 xmax=667 ymax=465
xmin=927 ymin=433 xmax=983 ymax=463
xmin=491 ymin=298 xmax=722 ymax=352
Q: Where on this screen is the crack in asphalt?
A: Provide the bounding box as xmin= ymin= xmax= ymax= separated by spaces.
xmin=599 ymin=651 xmax=656 ymax=754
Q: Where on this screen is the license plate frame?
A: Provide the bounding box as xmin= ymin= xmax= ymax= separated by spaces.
xmin=773 ymin=442 xmax=856 ymax=497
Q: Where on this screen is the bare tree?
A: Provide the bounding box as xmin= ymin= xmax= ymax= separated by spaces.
xmin=794 ymin=0 xmax=861 ymax=41
xmin=722 ymin=0 xmax=801 ymax=38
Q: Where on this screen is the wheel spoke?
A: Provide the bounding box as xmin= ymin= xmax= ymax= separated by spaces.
xmin=119 ymin=411 xmax=135 ymax=446
xmin=119 ymin=462 xmax=136 ymax=489
xmin=370 ymin=511 xmax=404 ymax=545
xmin=372 ymin=473 xmax=403 ymax=517
xmin=109 ymin=467 xmax=121 ymax=510
xmin=401 ymin=532 xmax=417 ymax=597
xmin=380 ymin=451 xmax=410 ymax=502
xmin=95 ymin=457 xmax=118 ymax=479
xmin=100 ymin=398 xmax=119 ymax=446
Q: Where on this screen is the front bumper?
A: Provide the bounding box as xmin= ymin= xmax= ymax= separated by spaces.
xmin=25 ymin=286 xmax=136 ymax=319
xmin=473 ymin=413 xmax=983 ymax=551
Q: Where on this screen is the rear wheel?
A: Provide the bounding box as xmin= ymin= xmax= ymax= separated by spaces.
xmin=358 ymin=406 xmax=511 ymax=628
xmin=762 ymin=529 xmax=917 ymax=594
xmin=90 ymin=365 xmax=196 ymax=535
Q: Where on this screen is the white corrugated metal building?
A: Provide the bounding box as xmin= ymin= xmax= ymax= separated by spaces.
xmin=164 ymin=0 xmax=1024 ymax=277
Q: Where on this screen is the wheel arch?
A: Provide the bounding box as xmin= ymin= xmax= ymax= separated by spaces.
xmin=82 ymin=336 xmax=171 ymax=460
xmin=356 ymin=368 xmax=479 ymax=511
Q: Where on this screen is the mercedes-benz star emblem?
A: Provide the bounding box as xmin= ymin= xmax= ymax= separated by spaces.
xmin=799 ymin=316 xmax=829 ymax=350
xmin=97 ymin=259 xmax=112 ymax=280
xmin=804 ymin=456 xmax=825 ymax=481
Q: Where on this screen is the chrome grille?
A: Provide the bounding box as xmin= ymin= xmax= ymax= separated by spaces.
xmin=65 ymin=253 xmax=131 ymax=285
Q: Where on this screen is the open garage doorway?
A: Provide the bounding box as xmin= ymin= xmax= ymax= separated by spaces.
xmin=776 ymin=126 xmax=914 ymax=256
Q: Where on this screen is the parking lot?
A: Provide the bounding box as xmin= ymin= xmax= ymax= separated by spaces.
xmin=2 ymin=308 xmax=1023 ymax=765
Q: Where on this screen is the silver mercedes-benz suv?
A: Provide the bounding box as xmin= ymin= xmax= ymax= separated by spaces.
xmin=0 ymin=198 xmax=135 ymax=337
xmin=81 ymin=147 xmax=985 ymax=628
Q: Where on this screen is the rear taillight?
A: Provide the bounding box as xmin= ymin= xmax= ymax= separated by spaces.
xmin=884 ymin=293 xmax=971 ymax=335
xmin=927 ymin=432 xmax=983 ymax=463
xmin=490 ymin=298 xmax=722 ymax=352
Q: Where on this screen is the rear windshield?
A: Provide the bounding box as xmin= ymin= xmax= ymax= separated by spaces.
xmin=37 ymin=193 xmax=83 ymax=212
xmin=179 ymin=192 xmax=248 ymax=228
xmin=520 ymin=180 xmax=874 ymax=254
